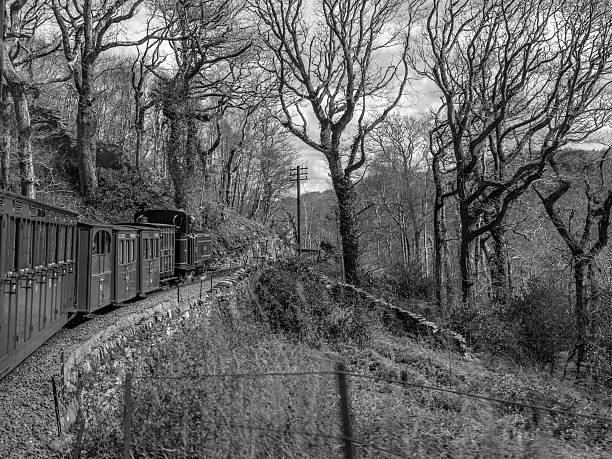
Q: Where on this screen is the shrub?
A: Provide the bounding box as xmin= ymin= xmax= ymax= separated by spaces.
xmin=384 ymin=262 xmax=435 ymax=301
xmin=448 ymin=276 xmax=573 ymax=366
xmin=585 ymin=287 xmax=612 ymax=383
xmin=84 ymin=168 xmax=171 ymax=222
xmin=252 ymin=259 xmax=379 ymax=347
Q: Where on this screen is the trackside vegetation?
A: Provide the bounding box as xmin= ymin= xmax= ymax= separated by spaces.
xmin=70 ymin=260 xmax=611 ymax=458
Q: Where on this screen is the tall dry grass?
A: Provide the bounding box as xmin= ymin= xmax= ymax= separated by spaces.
xmin=72 ymin=261 xmax=612 ymax=458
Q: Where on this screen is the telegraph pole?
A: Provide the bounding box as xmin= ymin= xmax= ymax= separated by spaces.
xmin=0 ymin=0 xmax=5 ymax=108
xmin=289 ymin=165 xmax=308 ymax=253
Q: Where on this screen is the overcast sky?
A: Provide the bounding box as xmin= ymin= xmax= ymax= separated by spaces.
xmin=295 ymin=76 xmax=440 ymax=193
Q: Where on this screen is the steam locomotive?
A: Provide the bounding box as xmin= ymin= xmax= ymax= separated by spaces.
xmin=0 ymin=189 xmax=212 ymax=379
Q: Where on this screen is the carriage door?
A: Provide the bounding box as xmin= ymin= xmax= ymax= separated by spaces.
xmin=89 ymin=229 xmax=112 ymax=312
xmin=15 ymin=217 xmax=33 ymax=348
xmin=0 ymin=215 xmax=16 ymax=364
xmin=45 ymin=220 xmax=60 ymax=325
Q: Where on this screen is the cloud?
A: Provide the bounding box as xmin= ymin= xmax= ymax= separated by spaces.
xmin=289 ymin=78 xmax=441 ymax=192
xmin=298 ymin=147 xmax=331 ymax=192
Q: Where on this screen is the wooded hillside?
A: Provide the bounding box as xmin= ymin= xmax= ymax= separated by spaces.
xmin=1 ymin=0 xmax=612 ymax=382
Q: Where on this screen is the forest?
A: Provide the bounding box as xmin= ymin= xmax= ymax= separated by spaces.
xmin=1 ymin=0 xmax=612 ymax=383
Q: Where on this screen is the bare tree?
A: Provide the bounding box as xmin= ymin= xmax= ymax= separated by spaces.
xmin=0 ymin=0 xmax=65 ymax=197
xmin=253 ymin=0 xmax=422 ymax=284
xmin=131 ymin=35 xmax=164 ymax=171
xmin=152 ymin=0 xmax=251 ymax=211
xmin=52 ymin=0 xmax=153 ymax=197
xmin=368 ymin=115 xmax=430 ymax=270
xmin=418 ymin=0 xmax=612 ymax=301
xmin=248 ymin=113 xmax=297 ymax=222
xmin=535 ymin=149 xmax=612 ymax=374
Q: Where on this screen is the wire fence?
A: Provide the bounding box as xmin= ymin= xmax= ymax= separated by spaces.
xmin=104 ymin=364 xmax=612 ymax=459
xmin=62 ymin=254 xmax=612 ymax=457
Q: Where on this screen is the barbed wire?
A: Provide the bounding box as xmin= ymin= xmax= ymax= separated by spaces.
xmin=342 ymin=371 xmax=612 ymax=423
xmin=133 ymin=370 xmax=337 ymax=380
xmin=135 ymin=418 xmax=409 ymax=458
xmin=131 ymin=369 xmax=612 ymax=423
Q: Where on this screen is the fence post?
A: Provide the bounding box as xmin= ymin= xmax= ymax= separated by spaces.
xmin=60 ymin=351 xmax=65 ymax=387
xmin=199 ymin=276 xmax=203 ymax=299
xmin=71 ymin=414 xmax=85 ymax=459
xmin=210 ymin=273 xmax=213 ymax=292
xmin=123 ymin=372 xmax=133 ymax=459
xmin=336 ymin=362 xmax=355 ymax=459
xmin=51 ymin=376 xmax=61 ymax=436
xmin=177 ymin=282 xmax=181 ymax=303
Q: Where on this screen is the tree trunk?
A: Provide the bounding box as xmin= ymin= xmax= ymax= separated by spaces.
xmin=13 ymin=91 xmax=34 ymax=198
xmin=76 ymin=75 xmax=98 ymax=197
xmin=134 ymin=104 xmax=145 ymax=171
xmin=459 ymin=200 xmax=473 ymax=303
xmin=432 ymin=150 xmax=449 ymax=310
xmin=225 ymin=165 xmax=232 ymax=206
xmin=489 ymin=225 xmax=510 ymax=302
xmin=573 ymin=257 xmax=588 ymax=375
xmin=7 ymin=79 xmax=34 ymax=198
xmin=167 ymin=114 xmax=190 ymax=209
xmin=0 ymin=98 xmax=9 ymax=191
xmin=332 ymin=174 xmax=359 ymax=285
xmin=164 ymin=79 xmax=199 ymax=212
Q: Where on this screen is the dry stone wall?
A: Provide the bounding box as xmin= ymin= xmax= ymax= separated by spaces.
xmin=307 ymin=268 xmax=468 ymax=354
xmin=59 ymin=267 xmax=253 ymax=435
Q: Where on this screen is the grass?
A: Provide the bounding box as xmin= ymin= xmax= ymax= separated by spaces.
xmin=71 ymin=261 xmax=612 ymax=458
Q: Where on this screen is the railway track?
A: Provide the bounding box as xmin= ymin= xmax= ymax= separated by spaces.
xmin=0 ymin=262 xmax=244 ymax=458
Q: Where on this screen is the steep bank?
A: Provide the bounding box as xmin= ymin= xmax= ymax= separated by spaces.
xmin=64 ymin=260 xmax=611 ymax=458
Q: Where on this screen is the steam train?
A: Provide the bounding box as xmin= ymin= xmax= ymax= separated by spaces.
xmin=0 ymin=189 xmax=212 ymax=379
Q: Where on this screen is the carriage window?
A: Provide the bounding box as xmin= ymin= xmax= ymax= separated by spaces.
xmin=31 ymin=221 xmax=38 ymax=266
xmin=7 ymin=218 xmax=15 ymax=272
xmin=47 ymin=223 xmax=57 ymax=264
xmin=102 ymin=231 xmax=111 ymax=254
xmin=120 ymin=240 xmax=125 ymax=264
xmin=56 ymin=225 xmax=65 ymax=263
xmin=17 ymin=219 xmax=33 ymax=270
xmin=13 ymin=218 xmax=19 ymax=272
xmin=65 ymin=226 xmax=73 ymax=261
xmin=39 ymin=222 xmax=46 ymax=265
xmin=92 ymin=231 xmax=100 ymax=255
xmin=129 ymin=239 xmax=134 ymax=263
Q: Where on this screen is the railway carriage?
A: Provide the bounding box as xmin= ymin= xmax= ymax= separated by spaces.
xmin=134 ymin=209 xmax=212 ymax=277
xmin=133 ymin=224 xmax=161 ymax=295
xmin=0 ymin=194 xmax=214 ymax=379
xmin=112 ymin=225 xmax=139 ymax=303
xmin=124 ymin=222 xmax=175 ymax=283
xmin=0 ymin=190 xmax=77 ymax=379
xmin=75 ymin=223 xmax=114 ymax=313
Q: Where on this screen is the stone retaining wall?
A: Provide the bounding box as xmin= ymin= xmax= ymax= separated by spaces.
xmin=308 ymin=268 xmax=467 ymax=354
xmin=59 ymin=267 xmax=253 ymax=434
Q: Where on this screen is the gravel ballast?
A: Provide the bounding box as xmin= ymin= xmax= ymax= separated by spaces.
xmin=0 ymin=271 xmax=235 ymax=458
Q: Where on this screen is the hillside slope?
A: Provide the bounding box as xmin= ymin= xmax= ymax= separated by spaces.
xmin=70 ymin=260 xmax=611 ymax=458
